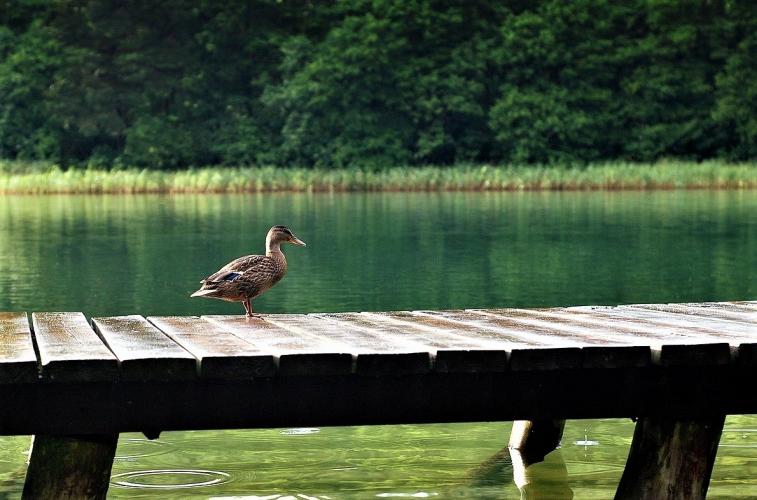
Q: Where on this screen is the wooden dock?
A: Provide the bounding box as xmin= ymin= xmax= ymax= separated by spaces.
xmin=1 ymin=301 xmax=756 ymax=499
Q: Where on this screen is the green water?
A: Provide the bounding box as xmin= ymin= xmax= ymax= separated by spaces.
xmin=0 ymin=191 xmax=756 ymax=498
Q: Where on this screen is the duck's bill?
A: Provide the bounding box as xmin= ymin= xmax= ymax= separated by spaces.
xmin=290 ymin=236 xmax=307 ymax=247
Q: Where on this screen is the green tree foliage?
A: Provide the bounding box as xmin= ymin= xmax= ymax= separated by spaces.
xmin=0 ymin=0 xmax=754 ymax=167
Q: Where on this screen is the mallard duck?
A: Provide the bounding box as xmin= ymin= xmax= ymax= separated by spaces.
xmin=191 ymin=225 xmax=306 ymax=317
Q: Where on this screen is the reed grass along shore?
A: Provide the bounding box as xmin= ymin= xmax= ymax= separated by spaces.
xmin=1 ymin=161 xmax=756 ymax=194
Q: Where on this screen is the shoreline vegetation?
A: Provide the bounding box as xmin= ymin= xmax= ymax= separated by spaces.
xmin=1 ymin=161 xmax=757 ymax=194
xmin=2 ymin=2 xmax=756 ymax=169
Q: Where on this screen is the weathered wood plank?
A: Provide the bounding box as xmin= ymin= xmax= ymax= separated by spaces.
xmin=416 ymin=310 xmax=586 ymax=370
xmin=0 ymin=301 xmax=750 ymax=438
xmin=363 ymin=311 xmax=532 ymax=346
xmin=362 ymin=311 xmax=555 ymax=371
xmin=482 ymin=307 xmax=726 ymax=344
xmin=581 ymin=345 xmax=652 ymax=369
xmin=32 ymin=313 xmax=118 ymax=382
xmin=274 ymin=314 xmax=432 ymax=375
xmin=203 ymin=316 xmax=353 ymax=376
xmin=0 ymin=312 xmax=38 ymax=383
xmin=468 ymin=309 xmax=654 ymax=368
xmin=148 ymin=316 xmax=277 ymax=378
xmin=92 ymin=316 xmax=196 ymax=381
xmin=419 ymin=310 xmax=592 ymax=346
xmin=634 ymin=302 xmax=757 ymax=324
xmin=729 ymin=301 xmax=757 ymax=312
xmin=574 ymin=305 xmax=755 ymax=338
xmin=543 ymin=307 xmax=739 ymax=365
xmin=739 ymin=342 xmax=757 ymax=366
xmin=349 ymin=312 xmax=510 ymax=372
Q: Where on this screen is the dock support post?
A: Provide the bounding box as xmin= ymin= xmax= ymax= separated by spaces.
xmin=22 ymin=434 xmax=119 ymax=500
xmin=509 ymin=420 xmax=566 ymax=464
xmin=615 ymin=415 xmax=724 ymax=500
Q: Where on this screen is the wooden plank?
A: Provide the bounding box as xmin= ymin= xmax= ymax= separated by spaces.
xmin=356 ymin=312 xmax=509 ymax=372
xmin=518 ymin=307 xmax=741 ymax=366
xmin=397 ymin=309 xmax=649 ymax=370
xmin=658 ymin=343 xmax=733 ymax=367
xmin=421 ymin=310 xmax=599 ymax=346
xmin=477 ymin=308 xmax=723 ymax=343
xmin=631 ymin=303 xmax=757 ymax=325
xmin=0 ymin=312 xmax=38 ymax=383
xmin=335 ymin=312 xmax=510 ymax=373
xmin=92 ymin=316 xmax=197 ymax=381
xmin=362 ymin=311 xmax=533 ymax=346
xmin=418 ymin=310 xmax=587 ymax=370
xmin=275 ymin=314 xmax=432 ymax=375
xmin=366 ymin=311 xmax=610 ymax=371
xmin=581 ymin=345 xmax=652 ymax=369
xmin=319 ymin=312 xmax=476 ymax=350
xmin=344 ymin=312 xmax=513 ymax=371
xmin=468 ymin=309 xmax=656 ymax=368
xmin=477 ymin=307 xmax=747 ymax=368
xmin=730 ymin=301 xmax=757 ymax=312
xmin=148 ymin=316 xmax=277 ymax=378
xmin=567 ymin=306 xmax=742 ymax=366
xmin=32 ymin=312 xmax=118 ymax=382
xmin=738 ymin=342 xmax=757 ymax=366
xmin=575 ymin=305 xmax=755 ymax=338
xmin=203 ymin=316 xmax=353 ymax=376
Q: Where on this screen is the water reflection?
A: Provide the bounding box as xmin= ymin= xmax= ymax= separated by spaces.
xmin=115 ymin=438 xmax=175 ymax=461
xmin=1 ymin=191 xmax=755 ymax=317
xmin=0 ymin=192 xmax=756 ymax=498
xmin=509 ymin=449 xmax=573 ymax=500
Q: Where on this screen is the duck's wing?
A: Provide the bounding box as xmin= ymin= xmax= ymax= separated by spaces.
xmin=202 ymin=254 xmax=269 ymax=283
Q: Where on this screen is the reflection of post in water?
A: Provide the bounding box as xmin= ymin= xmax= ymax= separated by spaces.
xmin=467 ymin=420 xmax=573 ymax=499
xmin=509 ymin=420 xmax=572 ymax=499
xmin=509 ymin=447 xmax=573 ymax=500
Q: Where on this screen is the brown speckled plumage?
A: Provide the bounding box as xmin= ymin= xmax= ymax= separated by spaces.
xmin=191 ymin=226 xmax=306 ymax=317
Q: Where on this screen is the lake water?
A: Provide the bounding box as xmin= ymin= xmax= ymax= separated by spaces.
xmin=0 ymin=191 xmax=755 ymax=498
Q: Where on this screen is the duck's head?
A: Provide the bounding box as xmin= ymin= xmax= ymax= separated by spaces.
xmin=267 ymin=225 xmax=306 ymax=248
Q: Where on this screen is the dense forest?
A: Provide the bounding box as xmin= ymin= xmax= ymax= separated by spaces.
xmin=0 ymin=0 xmax=755 ymax=168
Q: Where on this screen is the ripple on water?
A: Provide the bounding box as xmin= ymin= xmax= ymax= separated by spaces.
xmin=574 ymin=440 xmax=600 ymax=446
xmin=280 ymin=428 xmax=321 ymax=436
xmin=111 ymin=469 xmax=231 ymax=489
xmin=114 ymin=438 xmax=175 ymax=461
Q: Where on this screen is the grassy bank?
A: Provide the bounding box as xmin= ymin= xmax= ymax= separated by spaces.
xmin=1 ymin=161 xmax=756 ymax=194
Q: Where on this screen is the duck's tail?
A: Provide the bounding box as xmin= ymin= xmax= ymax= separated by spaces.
xmin=190 ymin=287 xmax=220 ymax=298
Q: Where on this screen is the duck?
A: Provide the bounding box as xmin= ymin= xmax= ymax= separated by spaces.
xmin=191 ymin=225 xmax=306 ymax=317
